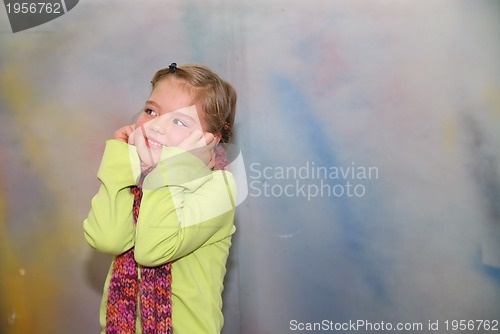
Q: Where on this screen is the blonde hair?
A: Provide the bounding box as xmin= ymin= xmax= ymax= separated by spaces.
xmin=151 ymin=64 xmax=237 ymax=143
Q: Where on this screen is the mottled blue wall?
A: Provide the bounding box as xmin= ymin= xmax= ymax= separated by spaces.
xmin=1 ymin=1 xmax=499 ymax=333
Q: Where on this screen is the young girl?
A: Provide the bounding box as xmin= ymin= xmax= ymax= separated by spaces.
xmin=84 ymin=63 xmax=237 ymax=334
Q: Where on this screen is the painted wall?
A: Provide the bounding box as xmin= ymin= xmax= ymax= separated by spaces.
xmin=1 ymin=1 xmax=499 ymax=333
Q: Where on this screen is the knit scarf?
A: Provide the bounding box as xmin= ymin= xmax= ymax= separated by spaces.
xmin=106 ymin=172 xmax=173 ymax=334
xmin=105 ymin=144 xmax=229 ymax=334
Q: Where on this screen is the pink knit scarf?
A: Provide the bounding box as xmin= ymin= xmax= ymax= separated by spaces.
xmin=106 ymin=175 xmax=172 ymax=334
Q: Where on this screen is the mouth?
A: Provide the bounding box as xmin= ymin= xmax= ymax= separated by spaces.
xmin=146 ymin=137 xmax=164 ymax=149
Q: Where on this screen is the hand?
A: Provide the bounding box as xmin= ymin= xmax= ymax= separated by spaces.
xmin=178 ymin=130 xmax=217 ymax=169
xmin=114 ymin=125 xmax=134 ymax=143
xmin=129 ymin=124 xmax=161 ymax=169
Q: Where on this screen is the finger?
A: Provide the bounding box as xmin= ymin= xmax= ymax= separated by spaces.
xmin=139 ymin=124 xmax=155 ymax=165
xmin=124 ymin=126 xmax=135 ymax=144
xmin=178 ymin=129 xmax=204 ymax=151
xmin=208 ymin=137 xmax=217 ymax=151
xmin=114 ymin=125 xmax=134 ymax=142
xmin=114 ymin=132 xmax=125 ymax=142
xmin=204 ymin=132 xmax=215 ymax=145
xmin=125 ymin=125 xmax=134 ymax=137
xmin=191 ymin=129 xmax=206 ymax=143
xmin=208 ymin=155 xmax=215 ymax=170
xmin=206 ymin=134 xmax=217 ymax=169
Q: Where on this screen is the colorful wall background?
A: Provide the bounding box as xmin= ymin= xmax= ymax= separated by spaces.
xmin=1 ymin=1 xmax=499 ymax=333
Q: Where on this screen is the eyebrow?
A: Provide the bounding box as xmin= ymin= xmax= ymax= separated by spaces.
xmin=145 ymin=100 xmax=160 ymax=108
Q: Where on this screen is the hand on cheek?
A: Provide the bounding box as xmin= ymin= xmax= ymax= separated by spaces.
xmin=130 ymin=125 xmax=161 ymax=170
xmin=178 ymin=130 xmax=217 ymax=168
xmin=114 ymin=125 xmax=135 ymax=143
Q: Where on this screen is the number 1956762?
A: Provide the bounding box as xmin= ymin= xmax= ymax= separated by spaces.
xmin=5 ymin=2 xmax=62 ymax=14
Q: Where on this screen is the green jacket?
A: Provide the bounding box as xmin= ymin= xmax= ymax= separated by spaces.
xmin=84 ymin=140 xmax=236 ymax=333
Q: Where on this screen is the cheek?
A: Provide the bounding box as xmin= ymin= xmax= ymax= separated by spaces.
xmin=166 ymin=127 xmax=191 ymax=146
xmin=135 ymin=114 xmax=151 ymax=128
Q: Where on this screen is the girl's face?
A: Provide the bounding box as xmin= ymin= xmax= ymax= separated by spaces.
xmin=134 ymin=78 xmax=207 ymax=149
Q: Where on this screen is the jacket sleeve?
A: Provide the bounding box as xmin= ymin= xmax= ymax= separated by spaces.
xmin=83 ymin=140 xmax=142 ymax=255
xmin=133 ymin=147 xmax=237 ymax=267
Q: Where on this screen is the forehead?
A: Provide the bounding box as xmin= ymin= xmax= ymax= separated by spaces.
xmin=149 ymin=78 xmax=195 ymax=110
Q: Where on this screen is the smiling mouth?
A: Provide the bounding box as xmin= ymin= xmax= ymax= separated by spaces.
xmin=146 ymin=138 xmax=164 ymax=149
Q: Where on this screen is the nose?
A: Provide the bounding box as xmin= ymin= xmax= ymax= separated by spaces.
xmin=149 ymin=116 xmax=166 ymax=135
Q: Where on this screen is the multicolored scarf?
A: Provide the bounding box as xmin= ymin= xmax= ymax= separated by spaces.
xmin=105 ymin=144 xmax=229 ymax=334
xmin=106 ymin=173 xmax=173 ymax=334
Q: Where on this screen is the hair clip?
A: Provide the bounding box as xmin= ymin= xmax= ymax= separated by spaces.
xmin=222 ymin=122 xmax=230 ymax=131
xmin=168 ymin=63 xmax=177 ymax=73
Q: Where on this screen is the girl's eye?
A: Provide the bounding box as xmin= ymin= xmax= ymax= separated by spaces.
xmin=145 ymin=108 xmax=158 ymax=117
xmin=173 ymin=118 xmax=187 ymax=127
